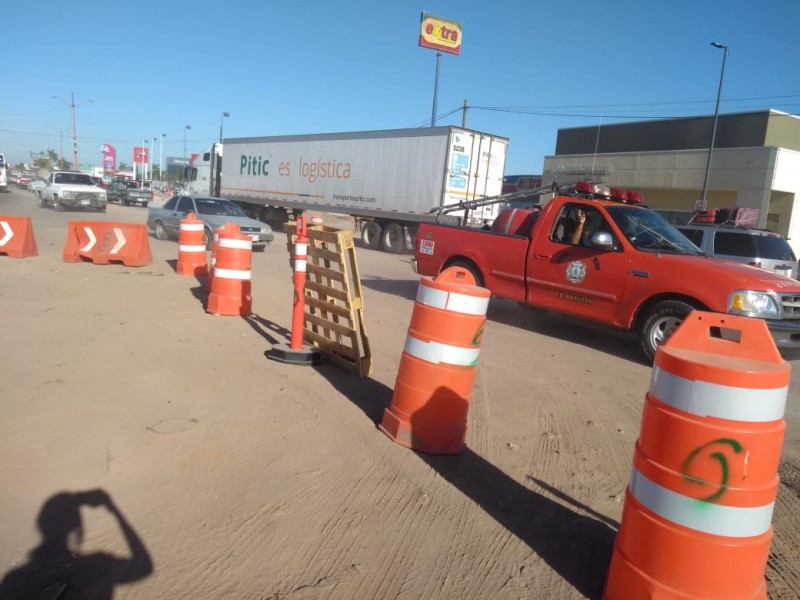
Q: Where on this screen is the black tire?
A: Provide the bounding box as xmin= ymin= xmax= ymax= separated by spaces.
xmin=381 ymin=223 xmax=405 ymax=254
xmin=53 ymin=196 xmax=63 ymax=212
xmin=203 ymin=228 xmax=213 ymax=250
xmin=38 ymin=195 xmax=46 ymax=208
xmin=154 ymin=221 xmax=168 ymax=241
xmin=361 ymin=221 xmax=382 ymax=250
xmin=444 ymin=259 xmax=484 ymax=288
xmin=639 ymin=300 xmax=695 ymax=362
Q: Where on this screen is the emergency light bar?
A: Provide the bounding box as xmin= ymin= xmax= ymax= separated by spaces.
xmin=574 ymin=181 xmax=644 ymax=204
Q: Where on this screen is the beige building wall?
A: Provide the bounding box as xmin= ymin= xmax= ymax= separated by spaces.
xmin=542 ymin=146 xmax=800 ymax=255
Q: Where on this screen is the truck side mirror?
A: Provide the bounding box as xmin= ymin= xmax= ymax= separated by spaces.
xmin=591 ymin=231 xmax=616 ymax=249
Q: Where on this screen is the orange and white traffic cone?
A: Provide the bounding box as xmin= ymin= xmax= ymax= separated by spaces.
xmin=176 ymin=212 xmax=207 ymax=276
xmin=603 ymin=311 xmax=790 ymax=599
xmin=205 ymin=225 xmax=225 ymax=292
xmin=206 ymin=223 xmax=252 ymax=316
xmin=379 ymin=266 xmax=490 ymax=454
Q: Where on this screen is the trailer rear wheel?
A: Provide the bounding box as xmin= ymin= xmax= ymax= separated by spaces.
xmin=381 ymin=223 xmax=404 ymax=254
xmin=361 ymin=221 xmax=382 ymax=250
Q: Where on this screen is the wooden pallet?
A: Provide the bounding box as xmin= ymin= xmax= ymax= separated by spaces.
xmin=284 ymin=223 xmax=372 ymax=377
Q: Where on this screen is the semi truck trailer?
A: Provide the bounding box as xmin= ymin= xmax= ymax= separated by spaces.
xmin=184 ymin=126 xmax=508 ymax=253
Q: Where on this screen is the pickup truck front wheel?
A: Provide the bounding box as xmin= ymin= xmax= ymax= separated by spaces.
xmin=639 ymin=300 xmax=695 ymax=362
xmin=53 ymin=196 xmax=64 ymax=211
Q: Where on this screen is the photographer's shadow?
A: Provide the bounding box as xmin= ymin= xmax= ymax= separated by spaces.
xmin=0 ymin=489 xmax=153 ymax=600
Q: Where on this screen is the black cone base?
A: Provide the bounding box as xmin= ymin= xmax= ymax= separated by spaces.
xmin=267 ymin=343 xmax=321 ymax=366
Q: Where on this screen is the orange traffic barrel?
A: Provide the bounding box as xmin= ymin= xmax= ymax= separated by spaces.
xmin=603 ymin=311 xmax=790 ymax=599
xmin=205 ymin=225 xmax=225 ymax=292
xmin=176 ymin=212 xmax=207 ymax=276
xmin=206 ymin=223 xmax=252 ymax=316
xmin=379 ymin=266 xmax=490 ymax=454
xmin=0 ymin=215 xmax=38 ymax=258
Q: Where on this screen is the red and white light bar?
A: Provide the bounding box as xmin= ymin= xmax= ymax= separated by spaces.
xmin=574 ymin=181 xmax=644 ymax=204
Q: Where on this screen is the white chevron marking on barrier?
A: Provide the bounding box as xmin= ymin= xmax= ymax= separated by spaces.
xmin=111 ymin=228 xmax=126 ymax=254
xmin=81 ymin=227 xmax=97 ymax=252
xmin=0 ymin=221 xmax=13 ymax=246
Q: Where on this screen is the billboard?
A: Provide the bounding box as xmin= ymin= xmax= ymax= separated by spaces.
xmin=419 ymin=13 xmax=462 ymax=55
xmin=101 ymin=144 xmax=116 ymax=175
xmin=133 ymin=147 xmax=149 ymax=164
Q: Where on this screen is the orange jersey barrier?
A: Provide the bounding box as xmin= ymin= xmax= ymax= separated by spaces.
xmin=206 ymin=223 xmax=252 ymax=316
xmin=604 ymin=311 xmax=789 ymax=599
xmin=176 ymin=212 xmax=207 ymax=276
xmin=380 ymin=266 xmax=490 ymax=454
xmin=62 ymin=221 xmax=152 ymax=267
xmin=0 ymin=215 xmax=38 ymax=258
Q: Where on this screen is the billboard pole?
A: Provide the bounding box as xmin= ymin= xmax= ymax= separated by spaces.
xmin=430 ymin=52 xmax=441 ymax=127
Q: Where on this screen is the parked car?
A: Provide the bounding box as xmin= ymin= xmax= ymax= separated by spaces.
xmin=17 ymin=173 xmax=33 ymax=188
xmin=676 ymin=223 xmax=798 ymax=279
xmin=147 ymin=196 xmax=274 ymax=251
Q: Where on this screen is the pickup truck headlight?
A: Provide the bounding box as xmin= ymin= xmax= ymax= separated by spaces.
xmin=728 ymin=290 xmax=780 ymax=318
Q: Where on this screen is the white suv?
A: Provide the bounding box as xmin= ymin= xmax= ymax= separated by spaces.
xmin=677 ymin=224 xmax=798 ymax=279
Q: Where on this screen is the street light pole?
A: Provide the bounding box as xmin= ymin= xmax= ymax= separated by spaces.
xmin=52 ymin=92 xmax=93 ymax=171
xmin=700 ymin=42 xmax=729 ymax=208
xmin=160 ymin=133 xmax=166 ymax=179
xmin=48 ymin=126 xmax=70 ymax=170
xmin=184 ymin=125 xmax=191 ymax=158
xmin=219 ymin=112 xmax=230 ymax=145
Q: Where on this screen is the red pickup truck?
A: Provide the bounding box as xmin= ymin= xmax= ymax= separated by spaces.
xmin=413 ymin=182 xmax=800 ymax=360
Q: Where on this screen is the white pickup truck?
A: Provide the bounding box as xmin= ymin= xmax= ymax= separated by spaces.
xmin=39 ymin=170 xmax=107 ymax=212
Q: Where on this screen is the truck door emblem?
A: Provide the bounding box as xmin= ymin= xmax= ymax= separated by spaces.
xmin=566 ymin=260 xmax=586 ymax=284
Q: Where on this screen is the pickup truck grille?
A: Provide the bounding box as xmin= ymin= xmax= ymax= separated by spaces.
xmin=65 ymin=191 xmax=101 ymax=201
xmin=780 ymin=293 xmax=800 ymax=318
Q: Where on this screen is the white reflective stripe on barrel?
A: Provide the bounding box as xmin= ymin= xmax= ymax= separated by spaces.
xmin=218 ymin=238 xmax=252 ymax=250
xmin=629 ymin=467 xmax=774 ymax=538
xmin=180 ymin=223 xmax=205 ymax=231
xmin=212 ymin=268 xmax=251 ymax=281
xmin=417 ymin=284 xmax=489 ymax=316
xmin=294 ymin=259 xmax=307 ymax=273
xmin=650 ymin=366 xmax=787 ymax=422
xmin=295 ymin=242 xmax=308 ymax=255
xmin=179 ymin=244 xmax=207 ymax=252
xmin=404 ymin=335 xmax=480 ymax=366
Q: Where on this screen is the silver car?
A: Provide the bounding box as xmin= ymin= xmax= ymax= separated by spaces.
xmin=677 ymin=224 xmax=798 ymax=279
xmin=147 ymin=196 xmax=274 ymax=251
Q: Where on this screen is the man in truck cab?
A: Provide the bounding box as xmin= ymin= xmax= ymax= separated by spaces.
xmin=554 ymin=205 xmax=613 ymax=247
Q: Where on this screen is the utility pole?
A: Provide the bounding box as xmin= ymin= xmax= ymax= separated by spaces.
xmin=461 ymin=99 xmax=468 ymax=128
xmin=52 ymin=92 xmax=93 ymax=171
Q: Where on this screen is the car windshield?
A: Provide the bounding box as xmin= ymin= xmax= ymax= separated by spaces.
xmin=195 ymin=198 xmax=246 ymax=217
xmin=54 ymin=173 xmax=95 ymax=185
xmin=607 ymin=206 xmax=703 ymax=255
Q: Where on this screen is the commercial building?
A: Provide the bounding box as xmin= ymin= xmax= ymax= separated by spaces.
xmin=542 ymin=110 xmax=800 ymax=254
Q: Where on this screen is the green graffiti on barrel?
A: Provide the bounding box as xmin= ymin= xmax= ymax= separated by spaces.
xmin=680 ymin=438 xmax=743 ymax=503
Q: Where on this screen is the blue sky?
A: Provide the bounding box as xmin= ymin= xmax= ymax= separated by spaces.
xmin=2 ymin=0 xmax=798 ymax=175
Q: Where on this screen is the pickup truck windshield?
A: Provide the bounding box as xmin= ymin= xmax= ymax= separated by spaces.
xmin=54 ymin=173 xmax=95 ymax=185
xmin=607 ymin=206 xmax=703 ymax=255
xmin=195 ymin=198 xmax=246 ymax=217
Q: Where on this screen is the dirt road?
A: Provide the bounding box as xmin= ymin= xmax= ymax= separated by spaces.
xmin=1 ymin=189 xmax=799 ymax=599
